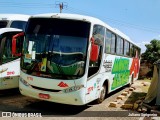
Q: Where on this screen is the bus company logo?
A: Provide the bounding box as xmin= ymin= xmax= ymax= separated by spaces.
xmin=87 ymin=86 xmax=94 ymax=94
xmin=7 ymin=71 xmax=15 ymax=75
xmin=58 ymin=82 xmax=69 ymax=87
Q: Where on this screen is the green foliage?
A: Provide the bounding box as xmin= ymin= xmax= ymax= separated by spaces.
xmin=140 ymin=39 xmax=160 ymax=78
xmin=142 ymin=39 xmax=160 ymax=64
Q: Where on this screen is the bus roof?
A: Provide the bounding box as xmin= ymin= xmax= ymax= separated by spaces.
xmin=0 ymin=14 xmax=30 ymax=21
xmin=30 ymin=13 xmax=140 ymax=48
xmin=0 ymin=28 xmax=22 ymax=34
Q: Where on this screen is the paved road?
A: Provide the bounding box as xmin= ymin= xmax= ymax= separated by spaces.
xmin=0 ymin=86 xmax=141 ymax=119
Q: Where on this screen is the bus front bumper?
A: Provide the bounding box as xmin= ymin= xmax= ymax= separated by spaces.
xmin=0 ymin=76 xmax=19 ymax=90
xmin=19 ymin=81 xmax=86 ymax=105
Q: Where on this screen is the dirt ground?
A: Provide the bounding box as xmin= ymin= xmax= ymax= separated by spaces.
xmin=106 ymin=79 xmax=160 ymax=119
xmin=108 ymin=79 xmax=151 ymax=109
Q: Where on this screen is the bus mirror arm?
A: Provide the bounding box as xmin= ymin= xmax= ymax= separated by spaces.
xmin=12 ymin=32 xmax=24 ymax=57
xmin=90 ymin=37 xmax=98 ymax=62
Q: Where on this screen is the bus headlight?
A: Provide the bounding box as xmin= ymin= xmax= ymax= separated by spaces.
xmin=63 ymin=85 xmax=84 ymax=93
xmin=20 ymin=78 xmax=30 ymax=86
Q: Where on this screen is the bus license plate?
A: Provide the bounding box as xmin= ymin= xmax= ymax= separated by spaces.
xmin=39 ymin=93 xmax=50 ymax=99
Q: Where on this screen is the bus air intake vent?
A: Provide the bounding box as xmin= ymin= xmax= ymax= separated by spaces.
xmin=31 ymin=85 xmax=61 ymax=92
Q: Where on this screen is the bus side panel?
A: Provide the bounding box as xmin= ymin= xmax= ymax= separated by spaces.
xmin=0 ymin=59 xmax=20 ymax=90
xmin=130 ymin=58 xmax=140 ymax=81
xmin=85 ymin=54 xmax=136 ymax=103
xmin=102 ymin=54 xmax=133 ymax=93
xmin=85 ymin=74 xmax=105 ymax=103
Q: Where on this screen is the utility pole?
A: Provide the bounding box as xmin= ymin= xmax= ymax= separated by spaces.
xmin=55 ymin=2 xmax=68 ymax=13
xmin=59 ymin=3 xmax=63 ymax=13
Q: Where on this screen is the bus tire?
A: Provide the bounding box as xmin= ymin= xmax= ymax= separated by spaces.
xmin=96 ymin=84 xmax=106 ymax=104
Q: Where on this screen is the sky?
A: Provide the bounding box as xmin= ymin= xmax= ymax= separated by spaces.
xmin=0 ymin=0 xmax=160 ymax=53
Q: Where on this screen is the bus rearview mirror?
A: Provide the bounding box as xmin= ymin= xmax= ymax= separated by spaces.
xmin=90 ymin=37 xmax=98 ymax=62
xmin=12 ymin=32 xmax=24 ymax=57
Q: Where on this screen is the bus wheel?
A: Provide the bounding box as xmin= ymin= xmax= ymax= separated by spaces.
xmin=96 ymin=84 xmax=106 ymax=104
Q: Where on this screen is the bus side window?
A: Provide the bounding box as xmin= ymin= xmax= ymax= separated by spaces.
xmin=130 ymin=43 xmax=134 ymax=57
xmin=105 ymin=31 xmax=116 ymax=54
xmin=92 ymin=25 xmax=105 ymax=64
xmin=130 ymin=44 xmax=139 ymax=57
xmin=116 ymin=36 xmax=120 ymax=55
xmin=124 ymin=40 xmax=130 ymax=56
xmin=111 ymin=34 xmax=116 ymax=54
xmin=10 ymin=21 xmax=27 ymax=31
xmin=121 ymin=38 xmax=124 ymax=55
xmin=116 ymin=36 xmax=124 ymax=55
xmin=105 ymin=30 xmax=111 ymax=53
xmin=93 ymin=25 xmax=105 ymax=43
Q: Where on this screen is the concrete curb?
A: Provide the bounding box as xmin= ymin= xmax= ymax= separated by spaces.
xmin=109 ymin=87 xmax=134 ymax=108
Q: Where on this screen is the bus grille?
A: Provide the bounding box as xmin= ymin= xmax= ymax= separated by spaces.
xmin=31 ymin=85 xmax=61 ymax=92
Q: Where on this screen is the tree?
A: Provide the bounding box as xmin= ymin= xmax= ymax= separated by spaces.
xmin=142 ymin=39 xmax=160 ymax=64
xmin=141 ymin=39 xmax=160 ymax=78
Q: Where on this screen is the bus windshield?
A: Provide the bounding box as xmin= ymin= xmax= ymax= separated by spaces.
xmin=21 ymin=18 xmax=90 ymax=79
xmin=10 ymin=21 xmax=27 ymax=31
xmin=0 ymin=21 xmax=8 ymax=28
xmin=0 ymin=31 xmax=22 ymax=64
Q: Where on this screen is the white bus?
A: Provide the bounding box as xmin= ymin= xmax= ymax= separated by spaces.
xmin=0 ymin=14 xmax=30 ymax=31
xmin=0 ymin=28 xmax=24 ymax=90
xmin=16 ymin=13 xmax=141 ymax=105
